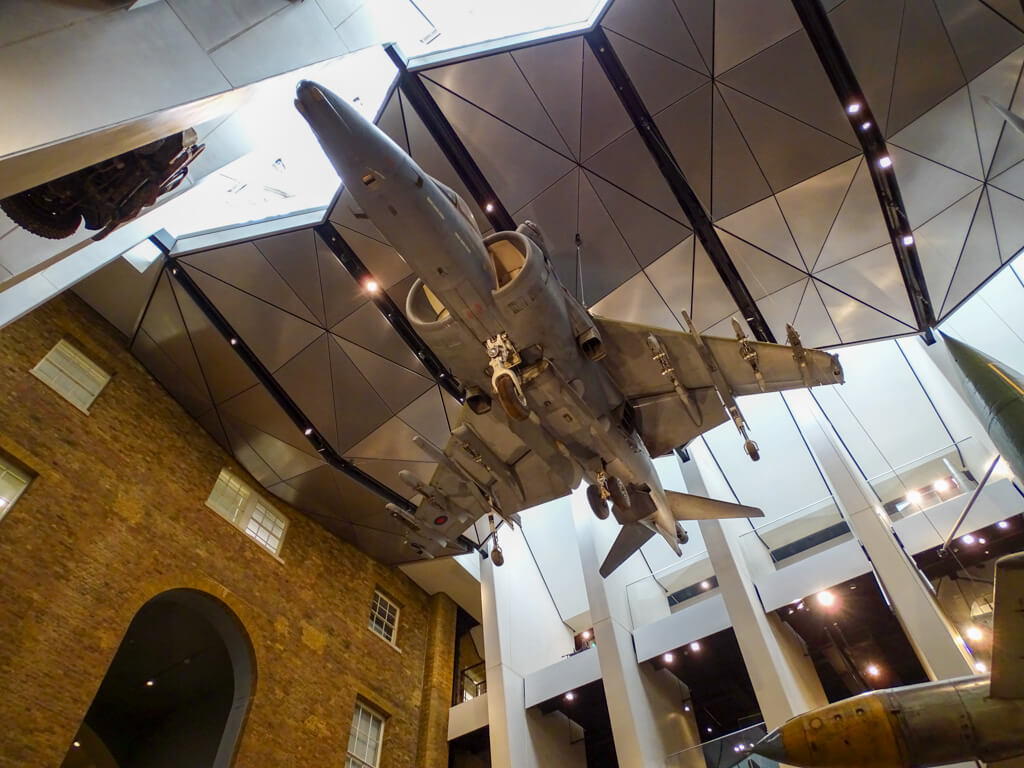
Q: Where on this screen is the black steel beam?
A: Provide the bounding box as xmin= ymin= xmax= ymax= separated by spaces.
xmin=792 ymin=0 xmax=936 ymax=335
xmin=313 ymin=221 xmax=465 ymax=402
xmin=154 ymin=237 xmax=417 ymax=513
xmin=385 ymin=43 xmax=517 ymax=232
xmin=585 ymin=26 xmax=777 ymax=343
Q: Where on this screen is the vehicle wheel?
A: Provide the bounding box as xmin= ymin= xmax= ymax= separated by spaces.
xmin=491 ymin=547 xmax=505 ymax=567
xmin=586 ymin=484 xmax=609 ymax=520
xmin=607 ymin=475 xmax=630 ymax=510
xmin=0 ymin=193 xmax=81 ymax=239
xmin=495 ymin=374 xmax=530 ymax=421
xmin=744 ymin=439 xmax=760 ymax=462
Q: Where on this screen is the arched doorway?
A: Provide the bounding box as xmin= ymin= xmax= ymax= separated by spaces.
xmin=61 ymin=589 xmax=255 ymax=768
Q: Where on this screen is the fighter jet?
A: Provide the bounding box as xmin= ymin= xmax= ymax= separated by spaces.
xmin=295 ymin=81 xmax=844 ymax=576
xmin=751 ymin=551 xmax=1024 ymax=767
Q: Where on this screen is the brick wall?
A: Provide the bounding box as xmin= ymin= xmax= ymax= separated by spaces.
xmin=0 ymin=294 xmax=455 ymax=767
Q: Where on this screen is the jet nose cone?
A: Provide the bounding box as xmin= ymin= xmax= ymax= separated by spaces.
xmin=295 ymin=79 xmax=325 ymax=102
xmin=751 ymin=729 xmax=789 ymax=763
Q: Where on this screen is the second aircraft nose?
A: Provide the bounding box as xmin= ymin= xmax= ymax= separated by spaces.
xmin=751 ymin=729 xmax=789 ymax=763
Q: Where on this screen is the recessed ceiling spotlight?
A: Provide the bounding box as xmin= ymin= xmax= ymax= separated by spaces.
xmin=878 ymin=156 xmax=893 ymax=169
xmin=72 ymin=741 xmax=81 ymax=749
xmin=485 ymin=202 xmax=495 ymax=213
xmin=866 ymin=664 xmax=880 ymax=677
xmin=817 ymin=590 xmax=836 ymax=607
xmin=664 ymin=652 xmax=675 ymax=663
xmin=565 ymin=691 xmax=575 ymax=701
xmin=861 ymin=120 xmax=872 ymax=130
xmin=906 ymin=490 xmax=922 ymax=505
xmin=690 ymin=641 xmax=701 ymax=652
xmin=847 ymin=102 xmax=861 ymax=114
xmin=684 ymin=704 xmax=691 ymax=712
xmin=933 ymin=478 xmax=949 ymax=492
xmin=902 ymin=234 xmax=915 ymax=246
xmin=998 ymin=520 xmax=1010 ymax=529
xmin=582 ymin=630 xmax=591 ymax=640
xmin=304 ymin=427 xmax=313 ymax=436
xmin=146 ymin=680 xmax=155 ymax=687
xmin=975 ymin=661 xmax=987 ymax=673
xmin=966 ymin=626 xmax=983 ymax=642
xmin=707 ymin=727 xmax=713 ymax=734
xmin=962 ymin=534 xmax=975 ymax=545
xmin=364 ymin=279 xmax=379 ymax=294
xmin=700 ymin=580 xmax=710 ymax=590
xmin=979 ymin=537 xmax=987 ymax=544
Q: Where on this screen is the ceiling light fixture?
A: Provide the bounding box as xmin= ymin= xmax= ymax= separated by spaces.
xmin=582 ymin=630 xmax=591 ymax=640
xmin=690 ymin=641 xmax=701 ymax=652
xmin=229 ymin=337 xmax=238 ymax=346
xmin=962 ymin=534 xmax=975 ymax=545
xmin=966 ymin=626 xmax=983 ymax=642
xmin=485 ymin=202 xmax=495 ymax=213
xmin=565 ymin=691 xmax=575 ymax=701
xmin=933 ymin=478 xmax=950 ymax=492
xmin=906 ymin=490 xmax=922 ymax=505
xmin=979 ymin=537 xmax=987 ymax=544
xmin=684 ymin=704 xmax=691 ymax=712
xmin=364 ymin=279 xmax=379 ymax=294
xmin=663 ymin=652 xmax=674 ymax=663
xmin=902 ymin=234 xmax=915 ymax=246
xmin=975 ymin=661 xmax=987 ymax=673
xmin=999 ymin=520 xmax=1010 ymax=529
xmin=861 ymin=120 xmax=872 ymax=130
xmin=73 ymin=741 xmax=81 ymax=748
xmin=817 ymin=590 xmax=836 ymax=607
xmin=707 ymin=727 xmax=713 ymax=734
xmin=700 ymin=580 xmax=710 ymax=590
xmin=146 ymin=680 xmax=155 ymax=687
xmin=878 ymin=156 xmax=893 ymax=169
xmin=304 ymin=427 xmax=313 ymax=436
xmin=847 ymin=102 xmax=861 ymax=114
xmin=866 ymin=664 xmax=880 ymax=677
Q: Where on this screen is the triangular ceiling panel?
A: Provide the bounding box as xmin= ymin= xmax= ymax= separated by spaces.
xmin=334 ymin=224 xmax=410 ymax=290
xmin=932 ymin=0 xmax=1024 ymax=81
xmin=397 ymin=387 xmax=453 ymax=451
xmin=717 ymin=84 xmax=860 ymax=194
xmin=775 ymin=157 xmax=860 ymax=270
xmin=815 ymin=160 xmax=890 ymax=271
xmin=717 ymin=194 xmax=805 ymax=270
xmin=711 ymin=86 xmax=772 ymax=220
xmin=266 ymin=463 xmax=349 ymax=521
xmin=512 ymin=37 xmax=584 ymax=161
xmin=329 ymin=187 xmax=389 ymax=242
xmin=171 ymin=275 xmax=259 ymax=404
xmin=376 ymin=90 xmax=409 ymax=152
xmin=969 ymin=46 xmax=1024 ymax=177
xmin=643 ymin=235 xmax=695 ymax=325
xmin=137 ymin=273 xmax=209 ymax=402
xmin=180 ymin=242 xmax=319 ymax=325
xmin=717 ymin=27 xmax=855 ymax=143
xmin=513 ymin=168 xmax=581 ymax=294
xmin=991 ymin=157 xmax=1024 ymax=199
xmin=889 ymin=145 xmax=984 ymax=227
xmin=584 ymin=127 xmax=686 ymax=219
xmin=913 ymin=186 xmax=983 ymax=306
xmin=226 ymin=418 xmax=325 ymax=484
xmin=131 ymin=328 xmax=211 ymax=420
xmin=793 ymin=281 xmax=841 ymax=347
xmin=591 ymin=267 xmax=681 ymax=331
xmin=586 ymin=171 xmax=691 ymax=268
xmin=338 ymin=338 xmax=433 ymax=414
xmin=222 ymin=416 xmax=284 ymax=489
xmin=890 ymin=86 xmax=984 ymax=180
xmin=422 ymin=77 xmax=576 ymax=213
xmin=331 ymin=300 xmax=426 ymax=373
xmin=253 ymin=228 xmax=326 ymax=326
xmin=345 ymin=415 xmax=434 ymax=463
xmin=272 ymin=333 xmax=338 ymax=448
xmin=581 ymin=40 xmax=633 ymax=160
xmin=195 ymin=408 xmax=230 ymax=454
xmin=887 ymin=0 xmax=966 ymax=135
xmin=314 ymin=234 xmax=366 ymax=329
xmin=441 ymin=390 xmax=462 ymax=430
xmin=982 ymin=0 xmax=1024 ymax=29
xmin=327 ymin=334 xmax=392 ymax=454
xmin=817 ymin=281 xmax=912 ymax=341
xmin=828 ymin=0 xmax=903 ymax=135
xmin=757 ymin=278 xmax=810 ymax=341
xmin=716 ymin=229 xmax=806 ymax=300
xmin=815 ymin=244 xmax=916 ymax=327
xmin=692 ymin=239 xmax=742 ymax=331
xmin=219 ymin=383 xmax=322 ymax=459
xmin=673 ymin=0 xmax=713 ymax=73
xmin=987 ymin=184 xmax=1024 ymax=262
xmin=603 ymin=28 xmax=708 ymax=115
xmin=184 ymin=264 xmax=324 ymax=373
xmin=941 ymin=189 xmax=1001 ymax=315
xmin=602 ymin=0 xmax=707 ymax=73
xmin=713 ymin=0 xmax=801 ymax=76
xmin=655 ymin=82 xmax=713 ymax=211
xmin=576 ymin=173 xmax=642 ymax=304
xmin=425 ymin=53 xmax=572 ymax=156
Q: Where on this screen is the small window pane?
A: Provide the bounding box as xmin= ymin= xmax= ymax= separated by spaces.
xmin=346 ymin=704 xmax=384 ymax=768
xmin=206 ymin=470 xmax=249 ymax=524
xmin=205 ymin=469 xmax=288 ymax=556
xmin=0 ymin=455 xmax=32 ymax=522
xmin=31 ymin=340 xmax=110 ymax=414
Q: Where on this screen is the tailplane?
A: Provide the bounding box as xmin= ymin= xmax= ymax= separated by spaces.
xmin=665 ymin=490 xmax=763 ymax=521
xmin=599 ymin=524 xmax=656 ymax=578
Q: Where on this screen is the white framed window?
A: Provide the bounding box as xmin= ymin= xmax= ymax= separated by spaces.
xmin=0 ymin=454 xmax=33 ymax=523
xmin=369 ymin=590 xmax=400 ymax=645
xmin=31 ymin=339 xmax=110 ymax=414
xmin=205 ymin=468 xmax=288 ymax=557
xmin=345 ymin=702 xmax=385 ymax=768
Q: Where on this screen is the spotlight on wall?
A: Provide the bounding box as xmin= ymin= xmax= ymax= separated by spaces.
xmin=866 ymin=663 xmax=880 ymax=677
xmin=146 ymin=680 xmax=155 ymax=687
xmin=816 ymin=590 xmax=836 ymax=608
xmin=966 ymin=626 xmax=984 ymax=642
xmin=878 ymin=155 xmax=893 ymax=169
xmin=663 ymin=652 xmax=675 ymax=663
xmin=933 ymin=478 xmax=950 ymax=492
xmin=961 ymin=534 xmax=976 ymax=545
xmin=564 ymin=691 xmax=575 ymax=701
xmin=906 ymin=490 xmax=922 ymax=505
xmin=689 ymin=641 xmax=701 ymax=652
xmin=72 ymin=741 xmax=81 ymax=749
xmin=582 ymin=630 xmax=591 ymax=640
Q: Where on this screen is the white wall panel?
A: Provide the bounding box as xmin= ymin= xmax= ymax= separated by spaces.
xmin=523 ymin=647 xmax=601 ymax=708
xmin=632 ymin=593 xmax=731 ymax=662
xmin=519 ymin=497 xmax=590 ymax=628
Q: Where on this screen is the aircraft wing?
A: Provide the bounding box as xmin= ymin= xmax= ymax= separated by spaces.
xmin=593 ymin=315 xmax=844 ymax=456
xmin=399 ymin=403 xmax=579 ymax=559
xmin=990 ymin=551 xmax=1024 ymax=699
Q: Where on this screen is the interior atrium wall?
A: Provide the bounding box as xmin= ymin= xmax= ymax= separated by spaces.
xmin=0 ymin=293 xmax=455 ymax=767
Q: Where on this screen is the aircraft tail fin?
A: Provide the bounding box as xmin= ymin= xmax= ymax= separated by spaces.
xmin=990 ymin=551 xmax=1024 ymax=699
xmin=599 ymin=523 xmax=656 ymax=578
xmin=665 ymin=490 xmax=763 ymax=521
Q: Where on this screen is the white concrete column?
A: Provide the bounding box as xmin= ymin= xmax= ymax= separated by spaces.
xmin=479 ymin=531 xmax=585 ymax=768
xmin=684 ymin=443 xmax=829 ymax=729
xmin=572 ymin=489 xmax=698 ymax=766
xmin=787 ymin=390 xmax=975 ymax=680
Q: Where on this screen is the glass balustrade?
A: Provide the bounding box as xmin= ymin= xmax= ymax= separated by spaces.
xmin=665 ymin=722 xmax=774 ymax=768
